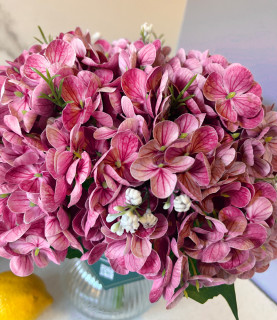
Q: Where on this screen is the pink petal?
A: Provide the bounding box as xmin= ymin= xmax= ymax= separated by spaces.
xmin=175 ymin=113 xmax=199 ymax=134
xmin=138 ymin=250 xmax=161 ymax=275
xmin=40 ymin=182 xmax=58 ymax=212
xmin=124 ymin=252 xmax=147 ymax=272
xmin=216 ymin=99 xmax=237 ymax=122
xmin=46 ymin=125 xmax=69 ymax=150
xmin=232 ymin=93 xmax=261 ymax=118
xmin=7 ymin=191 xmax=30 ymax=213
xmin=189 ymin=153 xmax=210 ymax=186
xmin=62 ymin=103 xmax=82 ymax=131
xmin=137 ymin=43 xmax=156 ymax=66
xmin=223 ymin=64 xmax=253 ymax=94
xmin=23 ymin=54 xmax=49 ymax=81
xmin=105 ymin=240 xmax=127 ymax=259
xmin=190 ymin=126 xmax=218 ymax=153
xmin=121 ymin=96 xmax=136 ymax=118
xmin=166 ymin=156 xmax=195 ymax=173
xmin=86 ymin=243 xmax=107 ymax=265
xmin=149 ymin=214 xmax=168 ymax=239
xmin=254 ymin=182 xmax=277 ymax=202
xmin=4 ymin=115 xmax=22 ymax=136
xmin=203 ymin=72 xmax=226 ymax=100
xmin=151 ymin=168 xmax=177 ymax=199
xmin=32 ymin=82 xmax=55 ymax=116
xmin=178 ymin=172 xmax=202 ymax=201
xmin=246 ymin=197 xmax=273 ymax=223
xmin=131 ymin=156 xmax=158 ymax=181
xmin=131 ymin=236 xmax=152 ymax=258
xmin=219 ymin=206 xmax=247 ymax=237
xmin=201 ymin=241 xmax=230 ymax=263
xmin=121 ymin=68 xmax=147 ymax=104
xmin=93 ymin=127 xmax=117 ymax=140
xmin=228 ymin=186 xmax=251 ymax=208
xmin=243 ymin=223 xmax=267 ymax=248
xmin=239 ymin=108 xmax=264 ymax=129
xmin=153 ymin=121 xmax=179 ymax=147
xmin=10 ymin=255 xmax=34 ymax=277
xmin=111 ymin=131 xmax=139 ymax=163
xmin=45 ymin=39 xmax=76 ymax=66
xmin=219 ymin=249 xmax=249 ymax=270
xmin=61 ymin=75 xmax=85 ymax=104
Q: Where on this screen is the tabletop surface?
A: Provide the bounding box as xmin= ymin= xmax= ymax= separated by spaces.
xmin=0 ymin=258 xmax=276 ymax=320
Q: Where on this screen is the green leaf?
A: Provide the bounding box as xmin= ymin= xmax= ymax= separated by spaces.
xmin=34 ymin=36 xmax=44 ymax=44
xmin=186 ymin=284 xmax=239 ymax=320
xmin=176 ymin=74 xmax=197 ymax=101
xmin=31 ymin=67 xmax=49 ymax=83
xmin=66 ymin=247 xmax=83 ymax=259
xmin=38 ymin=25 xmax=48 ymax=44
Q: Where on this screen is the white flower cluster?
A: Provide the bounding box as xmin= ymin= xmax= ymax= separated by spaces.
xmin=107 ymin=188 xmax=158 ymax=236
xmin=140 ymin=22 xmax=153 ymax=42
xmin=173 ymin=194 xmax=191 ymax=212
xmin=125 ymin=188 xmax=142 ymax=205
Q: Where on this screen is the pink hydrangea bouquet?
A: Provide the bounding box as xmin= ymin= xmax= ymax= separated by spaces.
xmin=1 ymin=24 xmax=277 ymax=318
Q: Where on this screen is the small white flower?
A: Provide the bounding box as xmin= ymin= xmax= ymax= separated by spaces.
xmin=120 ymin=211 xmax=139 ymax=234
xmin=92 ymin=32 xmax=101 ymax=42
xmin=139 ymin=208 xmax=158 ymax=229
xmin=141 ymin=22 xmax=153 ymax=35
xmin=163 ymin=201 xmax=171 ymax=210
xmin=173 ymin=194 xmax=191 ymax=213
xmin=125 ymin=188 xmax=142 ymax=206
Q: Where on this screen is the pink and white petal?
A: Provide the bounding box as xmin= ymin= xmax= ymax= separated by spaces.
xmin=150 ymin=214 xmax=168 ymax=239
xmin=105 ymin=240 xmax=128 ymax=260
xmin=61 ymin=76 xmax=85 ymax=104
xmin=223 ymin=64 xmax=253 ymax=94
xmin=124 ymin=252 xmax=147 ymax=272
xmin=149 ymin=277 xmax=164 ymax=303
xmin=150 ymin=168 xmax=177 ymax=199
xmin=10 ymin=255 xmax=34 ymax=277
xmin=246 ymin=197 xmax=273 ymax=223
xmin=166 ymin=156 xmax=195 ymax=173
xmin=130 ymin=157 xmax=158 ymax=181
xmin=178 ymin=172 xmax=202 ymax=201
xmin=201 ymin=241 xmax=230 ymax=263
xmin=54 ymin=176 xmax=68 ymax=205
xmin=239 ymin=108 xmax=264 ymax=129
xmin=33 ymin=251 xmax=49 ymax=268
xmin=137 ymin=43 xmax=156 ymax=66
xmin=4 ymin=115 xmax=22 ymax=136
xmin=228 ymin=187 xmax=251 ymax=208
xmin=7 ymin=191 xmax=30 ymax=213
xmin=219 ymin=249 xmax=249 ymax=270
xmin=111 ymin=131 xmax=139 ymax=163
xmin=254 ymin=182 xmax=277 ymax=202
xmin=190 ymin=126 xmax=218 ymax=154
xmin=20 ymin=178 xmax=40 ymax=194
xmin=138 ymin=250 xmax=161 ymax=275
xmin=232 ymin=93 xmax=261 ymax=118
xmin=243 ymin=223 xmax=267 ymax=248
xmin=153 ymin=121 xmax=179 ymax=147
xmin=218 ymin=206 xmax=247 ymax=237
xmin=175 ymin=113 xmax=199 ymax=134
xmin=121 ymin=68 xmax=147 ymax=104
xmin=138 ymin=140 xmax=160 ymax=158
xmin=63 ymin=230 xmax=83 ymax=253
xmin=85 ymin=243 xmax=107 ymax=265
xmin=66 ymin=158 xmax=80 ymax=185
xmin=24 ymin=206 xmax=45 ymax=224
xmin=45 ymin=39 xmax=76 ymax=66
xmin=23 ymin=54 xmax=49 ymax=81
xmin=46 ymin=125 xmax=69 ymax=150
xmin=40 ymin=182 xmax=59 ymax=212
xmin=47 ymin=233 xmax=70 ymax=251
xmin=189 ymin=153 xmax=210 ymax=186
xmin=92 ymin=111 xmax=113 ymax=127
xmin=68 ymin=182 xmax=82 ymax=207
xmin=131 ymin=236 xmax=152 ymax=258
xmin=93 ymin=127 xmax=117 ymax=140
xmin=109 ymin=257 xmax=129 ymax=275
xmin=31 ymin=82 xmax=55 ymax=117
xmin=203 ymin=72 xmax=226 ymax=101
xmin=5 ymin=165 xmax=35 ymax=184
xmin=62 ymin=103 xmax=82 ymax=131
xmin=121 ymin=96 xmax=136 ymax=118
xmin=216 ymin=99 xmax=237 ymax=122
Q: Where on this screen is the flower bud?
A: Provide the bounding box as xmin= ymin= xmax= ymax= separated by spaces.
xmin=173 ymin=194 xmax=191 ymax=213
xmin=125 ymin=188 xmax=142 ymax=206
xmin=139 ymin=208 xmax=158 ymax=229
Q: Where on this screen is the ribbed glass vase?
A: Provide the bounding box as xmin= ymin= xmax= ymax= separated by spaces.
xmin=62 ymin=259 xmax=152 ymax=319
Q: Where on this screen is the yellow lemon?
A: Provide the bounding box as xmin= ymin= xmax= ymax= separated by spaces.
xmin=0 ymin=271 xmax=53 ymax=320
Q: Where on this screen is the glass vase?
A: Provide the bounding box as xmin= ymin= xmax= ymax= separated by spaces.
xmin=62 ymin=259 xmax=152 ymax=319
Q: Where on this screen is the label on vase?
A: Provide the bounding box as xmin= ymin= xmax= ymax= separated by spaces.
xmin=88 ymin=255 xmax=144 ymax=290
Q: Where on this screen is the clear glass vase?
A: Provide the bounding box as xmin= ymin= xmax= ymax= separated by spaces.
xmin=62 ymin=259 xmax=152 ymax=319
